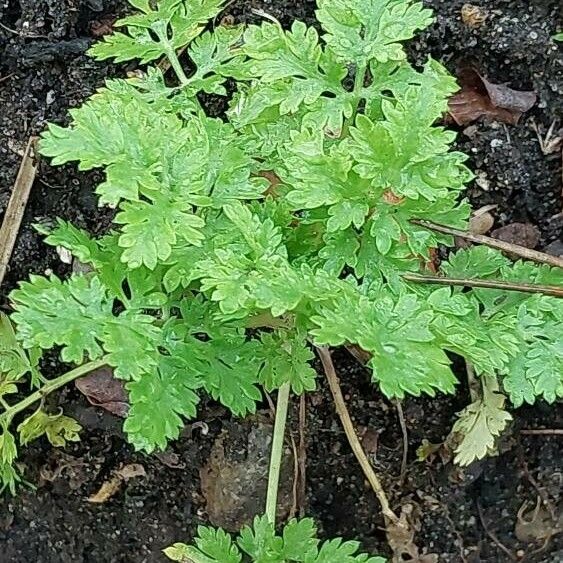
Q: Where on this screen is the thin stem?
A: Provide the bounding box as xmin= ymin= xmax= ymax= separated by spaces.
xmin=317 ymin=346 xmax=399 ymax=525
xmin=465 ymin=361 xmax=480 ymax=403
xmin=164 ymin=44 xmax=189 ymax=86
xmin=520 ymin=428 xmax=563 ymax=436
xmin=394 ymin=400 xmax=408 ymax=487
xmin=341 ymin=63 xmax=367 ymax=138
xmin=265 ymin=381 xmax=291 ymax=526
xmin=0 ymin=358 xmax=107 ymax=425
xmin=403 ymin=273 xmax=563 ymax=298
xmin=351 ymin=64 xmax=367 ymax=119
xmin=297 ymin=394 xmax=307 ymax=518
xmin=411 ymin=219 xmax=563 ymax=269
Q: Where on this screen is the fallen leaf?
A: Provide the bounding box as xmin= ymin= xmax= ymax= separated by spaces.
xmin=359 ymin=427 xmax=380 ymax=456
xmin=39 ymin=451 xmax=89 ymax=489
xmin=75 ymin=367 xmax=129 ymax=418
xmin=416 ymin=439 xmax=442 ymax=463
xmin=90 ymin=16 xmax=116 ymax=38
xmin=155 ymin=451 xmax=186 ymax=469
xmin=87 ymin=463 xmax=146 ymax=503
xmin=448 ymin=67 xmax=536 ymax=126
xmin=491 ymin=222 xmax=540 ymax=249
xmin=116 ymin=463 xmax=146 ymax=480
xmin=387 ymin=504 xmax=438 ymax=563
xmin=461 ymin=4 xmax=488 ymax=28
xmin=256 ymin=170 xmax=282 ymax=197
xmin=383 ymin=190 xmax=406 ymax=205
xmin=515 ymin=499 xmax=562 ymax=543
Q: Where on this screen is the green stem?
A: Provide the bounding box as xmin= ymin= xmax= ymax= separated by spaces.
xmin=342 ymin=63 xmax=367 ymax=138
xmin=164 ymin=43 xmax=189 ymax=86
xmin=265 ymin=381 xmax=291 ymax=526
xmin=0 ymin=358 xmax=107 ymax=425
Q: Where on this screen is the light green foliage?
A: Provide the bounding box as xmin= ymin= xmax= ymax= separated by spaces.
xmin=442 ymin=247 xmax=563 ymax=406
xmin=89 ymin=0 xmax=228 ymax=63
xmin=164 ymin=516 xmax=385 ymax=562
xmin=1 ymin=0 xmax=561 ymax=492
xmin=317 ymin=0 xmax=433 ymax=66
xmin=451 ymin=376 xmax=512 ymax=466
xmin=18 ymin=409 xmax=81 ymax=447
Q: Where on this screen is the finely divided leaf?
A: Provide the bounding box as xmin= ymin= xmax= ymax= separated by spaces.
xmin=124 ymin=357 xmax=200 ymax=452
xmin=452 ymin=377 xmax=512 ymax=466
xmin=10 ymin=275 xmax=112 ymax=364
xmin=164 ymin=526 xmax=242 ymax=563
xmin=18 ymin=410 xmax=81 ymax=447
xmin=258 ymin=330 xmax=317 ymax=394
xmin=165 ymin=517 xmax=384 ymax=562
xmin=230 ymin=21 xmax=352 ymax=132
xmin=317 ymin=0 xmax=433 ymax=66
xmin=90 ymin=0 xmax=227 ymax=63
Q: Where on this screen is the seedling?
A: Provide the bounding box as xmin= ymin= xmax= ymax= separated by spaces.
xmin=0 ymin=0 xmax=561 ymax=524
xmin=165 ymin=382 xmax=385 ymax=561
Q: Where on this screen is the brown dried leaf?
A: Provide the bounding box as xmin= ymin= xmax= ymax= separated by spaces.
xmin=75 ymin=367 xmax=129 ymax=418
xmin=387 ymin=504 xmax=438 ymax=563
xmin=201 ymin=422 xmax=293 ymax=531
xmin=155 ymin=451 xmax=186 ymax=469
xmin=491 ymin=222 xmax=540 ymax=249
xmin=116 ymin=463 xmax=146 ymax=480
xmin=448 ymin=67 xmax=536 ymax=126
xmin=515 ymin=499 xmax=562 ymax=543
xmin=461 ymin=4 xmax=488 ymax=28
xmin=90 ymin=16 xmax=116 ymax=38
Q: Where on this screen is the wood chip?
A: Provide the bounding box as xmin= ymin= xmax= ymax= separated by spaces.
xmin=0 ymin=137 xmax=38 ymax=287
xmin=469 ymin=206 xmax=496 ymax=234
xmin=87 ymin=463 xmax=146 ymax=504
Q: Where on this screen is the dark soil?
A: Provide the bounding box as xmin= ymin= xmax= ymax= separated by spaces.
xmin=1 ymin=1 xmax=562 ymax=562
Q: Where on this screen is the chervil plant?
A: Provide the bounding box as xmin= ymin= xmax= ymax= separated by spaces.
xmin=164 ymin=516 xmax=385 ymax=563
xmin=1 ymin=0 xmax=562 ymax=505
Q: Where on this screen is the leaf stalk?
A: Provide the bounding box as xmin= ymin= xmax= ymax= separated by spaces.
xmin=265 ymin=381 xmax=291 ymax=526
xmin=0 ymin=358 xmax=108 ymax=425
xmin=342 ymin=63 xmax=367 ymax=138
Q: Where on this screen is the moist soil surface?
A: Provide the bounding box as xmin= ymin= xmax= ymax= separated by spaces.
xmin=1 ymin=1 xmax=562 ymax=562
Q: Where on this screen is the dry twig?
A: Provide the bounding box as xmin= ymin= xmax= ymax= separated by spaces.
xmin=517 ymin=453 xmax=557 ymax=522
xmin=289 ymin=433 xmax=299 ymax=520
xmin=411 ymin=219 xmax=563 ymax=269
xmin=297 ymin=394 xmax=307 ymax=518
xmin=520 ymin=429 xmax=563 ymax=436
xmin=404 ymin=273 xmax=563 ymax=298
xmin=316 ymin=346 xmax=399 ymax=525
xmin=0 ymin=137 xmax=38 ymax=287
xmin=476 ymin=501 xmax=518 ymax=561
xmin=394 ymin=400 xmax=408 ymax=486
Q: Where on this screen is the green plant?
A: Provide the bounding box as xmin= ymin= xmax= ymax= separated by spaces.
xmin=1 ymin=0 xmax=562 ymax=497
xmin=164 ymin=516 xmax=385 ymax=562
xmin=165 ymin=382 xmax=385 ymax=562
